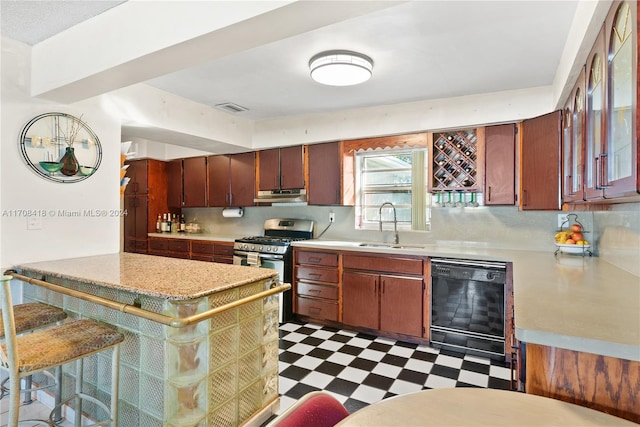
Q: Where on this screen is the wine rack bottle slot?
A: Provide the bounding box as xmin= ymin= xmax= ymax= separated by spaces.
xmin=431 ymin=129 xmax=478 ymax=191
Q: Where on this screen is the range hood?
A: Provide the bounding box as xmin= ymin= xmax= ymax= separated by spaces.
xmin=254 ymin=189 xmax=307 ymax=204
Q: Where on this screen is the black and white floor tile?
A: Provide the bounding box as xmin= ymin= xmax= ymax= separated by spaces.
xmin=272 ymin=321 xmax=513 ymax=418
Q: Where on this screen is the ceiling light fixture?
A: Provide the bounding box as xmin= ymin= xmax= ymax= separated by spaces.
xmin=309 ymin=50 xmax=373 ymax=86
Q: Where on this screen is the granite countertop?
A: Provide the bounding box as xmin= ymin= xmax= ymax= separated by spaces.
xmin=147 ymin=232 xmax=236 ymax=242
xmin=292 ymin=240 xmax=640 ymax=361
xmin=13 ymin=252 xmax=277 ymax=300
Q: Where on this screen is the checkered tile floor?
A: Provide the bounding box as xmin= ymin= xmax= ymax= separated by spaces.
xmin=269 ymin=321 xmax=513 ymax=420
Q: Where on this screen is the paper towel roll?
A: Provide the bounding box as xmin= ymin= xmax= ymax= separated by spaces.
xmin=222 ymin=207 xmax=244 ymax=218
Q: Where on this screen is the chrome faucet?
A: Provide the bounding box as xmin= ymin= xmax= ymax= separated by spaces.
xmin=379 ymin=202 xmax=399 ymax=244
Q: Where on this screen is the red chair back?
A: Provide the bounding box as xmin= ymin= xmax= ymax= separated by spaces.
xmin=270 ymin=392 xmax=350 ymax=427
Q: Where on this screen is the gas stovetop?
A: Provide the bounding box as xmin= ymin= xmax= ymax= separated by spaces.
xmin=234 ymin=218 xmax=315 ymax=255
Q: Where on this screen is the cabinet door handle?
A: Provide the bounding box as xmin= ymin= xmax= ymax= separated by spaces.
xmin=599 ymin=154 xmax=611 ymax=188
xmin=487 ymin=186 xmax=491 ymax=201
xmin=522 ymin=190 xmax=528 ymax=206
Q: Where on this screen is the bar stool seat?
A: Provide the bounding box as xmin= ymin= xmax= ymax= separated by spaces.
xmin=0 ymin=302 xmax=68 ymax=338
xmin=1 ymin=276 xmax=124 ymax=426
xmin=1 ymin=302 xmax=68 ymax=402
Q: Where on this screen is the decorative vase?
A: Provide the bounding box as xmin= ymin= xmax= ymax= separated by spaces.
xmin=60 ymin=146 xmax=79 ymax=176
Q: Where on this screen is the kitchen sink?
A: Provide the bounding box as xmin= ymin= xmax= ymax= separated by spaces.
xmin=358 ymin=243 xmax=426 ymax=250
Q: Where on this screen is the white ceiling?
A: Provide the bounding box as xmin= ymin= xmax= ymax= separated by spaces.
xmin=1 ymin=1 xmax=581 ymax=143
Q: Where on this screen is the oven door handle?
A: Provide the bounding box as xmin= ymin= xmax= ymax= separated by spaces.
xmin=233 ymin=250 xmax=285 ymax=261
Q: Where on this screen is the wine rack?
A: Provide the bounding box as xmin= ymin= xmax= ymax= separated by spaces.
xmin=431 ymin=129 xmax=479 ymax=191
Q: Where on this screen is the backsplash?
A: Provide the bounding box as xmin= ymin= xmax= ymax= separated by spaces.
xmin=183 ymin=205 xmax=574 ymax=252
xmin=593 ymin=202 xmax=640 ymax=276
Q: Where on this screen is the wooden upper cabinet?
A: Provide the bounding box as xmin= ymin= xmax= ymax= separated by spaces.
xmin=308 ymin=141 xmax=341 ymax=205
xmin=183 ymin=156 xmax=207 ymax=207
xmin=258 ymin=146 xmax=304 ymax=191
xmin=208 ymin=152 xmax=255 ymax=207
xmin=258 ymin=148 xmax=280 ymax=191
xmin=563 ymin=67 xmax=587 ymax=203
xmin=584 ymin=28 xmax=607 ymax=200
xmin=602 ymin=0 xmax=638 ymax=198
xmin=484 ymin=124 xmax=516 ymax=205
xmin=280 ymin=145 xmax=305 ymax=189
xmin=166 ymin=159 xmax=183 ymax=208
xmin=229 ymin=152 xmax=255 ymax=207
xmin=124 ymin=159 xmax=149 ymax=195
xmin=520 ymin=111 xmax=562 ymax=210
xmin=207 ymin=155 xmax=230 ymax=207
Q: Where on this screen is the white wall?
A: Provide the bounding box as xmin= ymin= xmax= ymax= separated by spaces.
xmin=1 ymin=37 xmax=122 ymax=270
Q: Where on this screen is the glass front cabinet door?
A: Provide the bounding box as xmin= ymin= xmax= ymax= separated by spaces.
xmin=603 ymin=0 xmax=638 ymax=198
xmin=563 ymin=68 xmax=586 ymax=203
xmin=585 ymin=28 xmax=606 ymax=200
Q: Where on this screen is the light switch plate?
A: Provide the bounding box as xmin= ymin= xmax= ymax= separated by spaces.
xmin=27 ymin=217 xmax=42 ymax=230
xmin=557 ymin=214 xmax=569 ymax=228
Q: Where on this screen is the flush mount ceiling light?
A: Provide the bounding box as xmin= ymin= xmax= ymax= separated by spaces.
xmin=309 ymin=50 xmax=373 ymax=86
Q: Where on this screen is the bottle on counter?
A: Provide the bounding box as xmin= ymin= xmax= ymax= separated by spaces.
xmin=179 ymin=214 xmax=186 ymax=232
xmin=156 ymin=214 xmax=162 ymax=233
xmin=161 ymin=213 xmax=168 ymax=232
xmin=172 ymin=214 xmax=178 ymax=233
xmin=165 ymin=213 xmax=172 ymax=233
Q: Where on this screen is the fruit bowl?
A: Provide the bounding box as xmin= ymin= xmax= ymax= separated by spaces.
xmin=39 ymin=161 xmax=63 ymax=173
xmin=555 ymin=243 xmax=591 ymax=254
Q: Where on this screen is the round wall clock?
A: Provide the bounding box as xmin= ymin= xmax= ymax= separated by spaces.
xmin=19 ymin=112 xmax=102 ymax=183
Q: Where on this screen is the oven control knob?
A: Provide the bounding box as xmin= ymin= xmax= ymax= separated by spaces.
xmin=266 ymin=247 xmax=271 ymax=252
xmin=250 ymin=245 xmax=255 ymax=251
xmin=258 ymin=246 xmax=263 ymax=251
xmin=486 ymin=272 xmax=496 ymax=281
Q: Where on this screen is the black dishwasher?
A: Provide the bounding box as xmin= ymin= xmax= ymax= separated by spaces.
xmin=430 ymin=258 xmax=507 ymax=359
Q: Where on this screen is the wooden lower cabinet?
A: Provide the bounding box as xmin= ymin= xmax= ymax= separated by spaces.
xmin=342 ymin=271 xmax=424 ymax=337
xmin=293 ymin=249 xmax=427 ymax=340
xmin=147 ymin=237 xmax=234 ymax=263
xmin=525 ymin=343 xmax=640 ymax=423
xmin=294 ymin=249 xmax=339 ymax=322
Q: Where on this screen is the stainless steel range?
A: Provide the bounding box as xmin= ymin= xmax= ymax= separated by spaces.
xmin=233 ymin=218 xmax=314 ymax=322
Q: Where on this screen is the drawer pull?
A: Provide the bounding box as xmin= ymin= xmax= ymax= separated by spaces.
xmin=308 ymin=272 xmax=322 ymax=278
xmin=309 ymin=257 xmax=322 ymax=263
xmin=308 ymin=307 xmax=322 ymax=313
xmin=308 ymin=289 xmax=321 ymax=293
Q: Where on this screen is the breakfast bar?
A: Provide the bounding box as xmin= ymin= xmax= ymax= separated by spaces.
xmin=7 ymin=252 xmax=284 ymax=426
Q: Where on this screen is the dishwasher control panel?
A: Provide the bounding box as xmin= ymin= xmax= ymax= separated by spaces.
xmin=431 ymin=258 xmax=506 ymax=284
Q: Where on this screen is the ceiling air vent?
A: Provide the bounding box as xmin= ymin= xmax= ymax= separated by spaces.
xmin=215 ymin=103 xmax=249 ymax=113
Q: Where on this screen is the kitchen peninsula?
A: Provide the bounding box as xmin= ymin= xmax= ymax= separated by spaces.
xmin=8 ymin=253 xmax=284 ymax=426
xmin=292 ymin=240 xmax=640 ymax=422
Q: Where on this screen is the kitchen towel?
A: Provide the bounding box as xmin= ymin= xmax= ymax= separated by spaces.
xmin=247 ymin=252 xmax=260 ymax=267
xmin=222 ymin=207 xmax=244 ymax=218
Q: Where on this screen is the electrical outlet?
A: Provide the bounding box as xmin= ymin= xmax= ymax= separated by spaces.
xmin=329 ymin=212 xmax=335 ymax=223
xmin=557 ymin=214 xmax=568 ymax=228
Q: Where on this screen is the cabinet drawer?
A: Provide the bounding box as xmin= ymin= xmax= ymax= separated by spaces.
xmin=167 ymin=251 xmax=190 ymax=259
xmin=191 ymin=241 xmax=214 ymax=255
xmin=296 ymin=266 xmax=338 ymax=283
xmin=297 ymin=250 xmax=338 ymax=267
xmin=134 ymin=239 xmax=148 ymax=253
xmin=168 ymin=239 xmax=190 ymax=252
xmin=214 ymin=243 xmax=234 ymax=256
xmin=191 ymin=254 xmax=214 ymax=262
xmin=344 ymin=254 xmax=423 ymax=275
xmin=296 ymin=297 xmax=338 ymax=322
xmin=297 ymin=282 xmax=338 ymax=300
xmin=149 ymin=238 xmax=168 ymax=251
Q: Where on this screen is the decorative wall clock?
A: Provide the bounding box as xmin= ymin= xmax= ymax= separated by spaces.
xmin=19 ymin=112 xmax=102 ymax=183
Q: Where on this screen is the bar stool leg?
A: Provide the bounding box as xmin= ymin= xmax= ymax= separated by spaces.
xmin=110 ymin=345 xmax=120 ymax=426
xmin=75 ymin=359 xmax=84 ymax=427
xmin=22 ymin=375 xmax=33 ymax=404
xmin=52 ymin=366 xmax=63 ymax=423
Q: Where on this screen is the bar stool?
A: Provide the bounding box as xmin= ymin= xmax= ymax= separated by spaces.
xmin=0 ymin=302 xmax=68 ymax=408
xmin=0 ymin=275 xmax=124 ymax=426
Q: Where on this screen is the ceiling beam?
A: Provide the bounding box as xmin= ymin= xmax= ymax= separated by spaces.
xmin=31 ymin=1 xmax=405 ymax=104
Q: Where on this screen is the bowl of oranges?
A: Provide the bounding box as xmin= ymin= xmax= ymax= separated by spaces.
xmin=555 ymin=223 xmax=590 ymax=254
